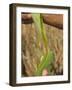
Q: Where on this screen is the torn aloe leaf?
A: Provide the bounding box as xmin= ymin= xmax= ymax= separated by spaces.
xmin=35 ymin=50 xmax=55 ymax=76
xmin=32 ymin=13 xmax=42 ymax=40
xmin=40 ymin=14 xmax=48 ymax=51
xmin=32 ymin=13 xmax=48 ymax=52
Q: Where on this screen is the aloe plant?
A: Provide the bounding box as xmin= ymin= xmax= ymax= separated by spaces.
xmin=32 ymin=13 xmax=55 ymax=76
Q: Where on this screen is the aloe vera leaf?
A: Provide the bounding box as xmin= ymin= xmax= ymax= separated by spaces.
xmin=32 ymin=13 xmax=42 ymax=40
xmin=32 ymin=13 xmax=48 ymax=51
xmin=40 ymin=15 xmax=48 ymax=51
xmin=35 ymin=50 xmax=55 ymax=76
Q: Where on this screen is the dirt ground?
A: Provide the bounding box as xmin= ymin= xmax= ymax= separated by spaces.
xmin=21 ymin=23 xmax=63 ymax=76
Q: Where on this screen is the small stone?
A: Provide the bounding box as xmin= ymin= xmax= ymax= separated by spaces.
xmin=42 ymin=69 xmax=48 ymax=76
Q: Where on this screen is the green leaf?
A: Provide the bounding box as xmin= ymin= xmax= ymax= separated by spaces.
xmin=32 ymin=13 xmax=42 ymax=41
xmin=40 ymin=15 xmax=48 ymax=51
xmin=32 ymin=13 xmax=48 ymax=51
xmin=35 ymin=50 xmax=55 ymax=76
